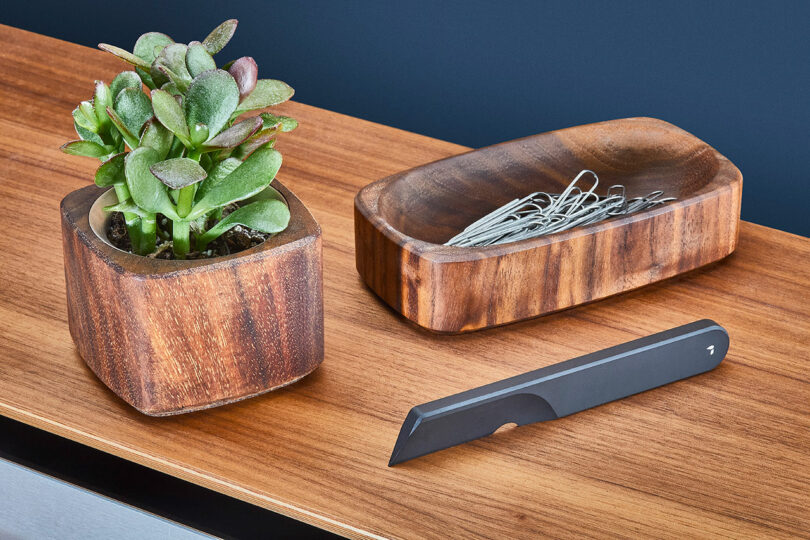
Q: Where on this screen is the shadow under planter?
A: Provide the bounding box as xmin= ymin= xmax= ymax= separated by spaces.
xmin=61 ymin=182 xmax=324 ymax=416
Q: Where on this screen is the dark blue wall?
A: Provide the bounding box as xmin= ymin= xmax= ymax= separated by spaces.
xmin=5 ymin=1 xmax=808 ymax=236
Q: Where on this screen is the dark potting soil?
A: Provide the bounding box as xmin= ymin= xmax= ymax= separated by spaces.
xmin=106 ymin=205 xmax=271 ymax=260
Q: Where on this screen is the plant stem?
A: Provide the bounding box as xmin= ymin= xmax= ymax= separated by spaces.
xmin=113 ymin=182 xmax=142 ymax=253
xmin=172 ymin=184 xmax=196 ymax=259
xmin=140 ymin=213 xmax=157 ymax=254
xmin=173 ymin=220 xmax=191 ymax=258
xmin=176 ymin=185 xmax=195 ymax=216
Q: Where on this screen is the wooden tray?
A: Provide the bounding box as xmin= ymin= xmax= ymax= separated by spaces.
xmin=355 ymin=117 xmax=742 ymax=333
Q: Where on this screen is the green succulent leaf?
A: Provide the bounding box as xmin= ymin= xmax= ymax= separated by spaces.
xmin=113 ymin=87 xmax=153 ymax=136
xmin=260 ymin=113 xmax=298 ymax=132
xmin=202 ymin=19 xmax=238 ymax=55
xmin=151 ymin=43 xmax=191 ymax=89
xmin=195 ymin=157 xmax=241 ymax=202
xmin=135 ymin=66 xmax=156 ymax=90
xmin=197 ymin=198 xmax=289 ymax=248
xmin=227 ymin=56 xmax=257 ymax=100
xmin=105 ymin=106 xmax=140 ymax=149
xmin=186 ymin=41 xmax=216 ymax=78
xmin=124 ymin=146 xmax=179 ymax=219
xmin=103 ymin=199 xmax=153 ymax=218
xmin=189 ymin=147 xmax=281 ymax=218
xmin=72 ymin=106 xmax=97 ymax=133
xmin=246 ymin=184 xmax=286 ymax=204
xmin=133 ymin=32 xmax=174 ymax=64
xmin=98 ymin=43 xmax=150 ymax=69
xmin=200 ymin=152 xmax=212 ymax=171
xmin=155 ymin=65 xmax=190 ymax=93
xmin=235 ymin=80 xmax=294 ymax=114
xmin=202 ymin=116 xmax=261 ymax=149
xmin=139 ymin=118 xmax=173 ymax=159
xmin=94 ymin=152 xmax=126 ymax=187
xmin=230 ymin=199 xmax=289 ymax=233
xmin=231 ymin=127 xmax=279 ymax=159
xmin=109 ymin=127 xmax=122 ymax=147
xmin=160 ymin=81 xmax=182 ymax=96
xmin=110 ymin=71 xmax=143 ymax=101
xmin=60 ymin=140 xmax=111 ymax=158
xmin=184 ymin=70 xmax=239 ymax=139
xmin=74 ymin=121 xmax=104 ymax=145
xmin=149 ymin=157 xmax=207 ymax=189
xmin=150 ymin=89 xmax=190 ymax=144
xmin=93 ymin=81 xmax=113 ymax=128
xmin=167 ymin=136 xmax=185 ymax=158
xmin=78 ymin=101 xmax=99 ymax=131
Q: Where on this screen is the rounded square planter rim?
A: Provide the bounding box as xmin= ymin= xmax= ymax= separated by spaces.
xmin=64 ymin=180 xmax=321 ymax=278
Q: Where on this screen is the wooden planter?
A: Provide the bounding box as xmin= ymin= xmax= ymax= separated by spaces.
xmin=355 ymin=117 xmax=742 ymax=333
xmin=61 ymin=182 xmax=323 ymax=416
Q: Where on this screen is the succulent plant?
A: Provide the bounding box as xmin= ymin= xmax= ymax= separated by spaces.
xmin=62 ymin=19 xmax=297 ymax=259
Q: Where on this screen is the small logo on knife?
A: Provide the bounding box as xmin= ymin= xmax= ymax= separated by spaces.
xmin=707 ymin=345 xmax=715 ymax=355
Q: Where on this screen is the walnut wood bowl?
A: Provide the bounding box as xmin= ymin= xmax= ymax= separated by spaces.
xmin=61 ymin=182 xmax=324 ymax=416
xmin=355 ymin=117 xmax=742 ymax=333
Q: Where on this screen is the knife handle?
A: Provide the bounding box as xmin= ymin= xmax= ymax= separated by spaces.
xmin=531 ymin=319 xmax=729 ymax=417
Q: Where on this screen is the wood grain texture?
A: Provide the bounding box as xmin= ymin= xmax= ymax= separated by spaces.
xmin=61 ymin=183 xmax=323 ymax=416
xmin=0 ymin=24 xmax=808 ymax=539
xmin=356 ymin=117 xmax=742 ymax=332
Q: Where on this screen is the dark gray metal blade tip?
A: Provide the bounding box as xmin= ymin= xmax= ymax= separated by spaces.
xmin=388 ymin=407 xmax=423 ymax=466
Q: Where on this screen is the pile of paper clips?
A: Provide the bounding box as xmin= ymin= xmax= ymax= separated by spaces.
xmin=444 ymin=170 xmax=676 ymax=247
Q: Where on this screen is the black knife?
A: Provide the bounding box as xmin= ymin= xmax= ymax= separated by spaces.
xmin=389 ymin=319 xmax=728 ymax=466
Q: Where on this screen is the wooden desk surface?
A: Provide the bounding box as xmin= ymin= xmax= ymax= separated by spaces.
xmin=1 ymin=24 xmax=808 ymax=538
